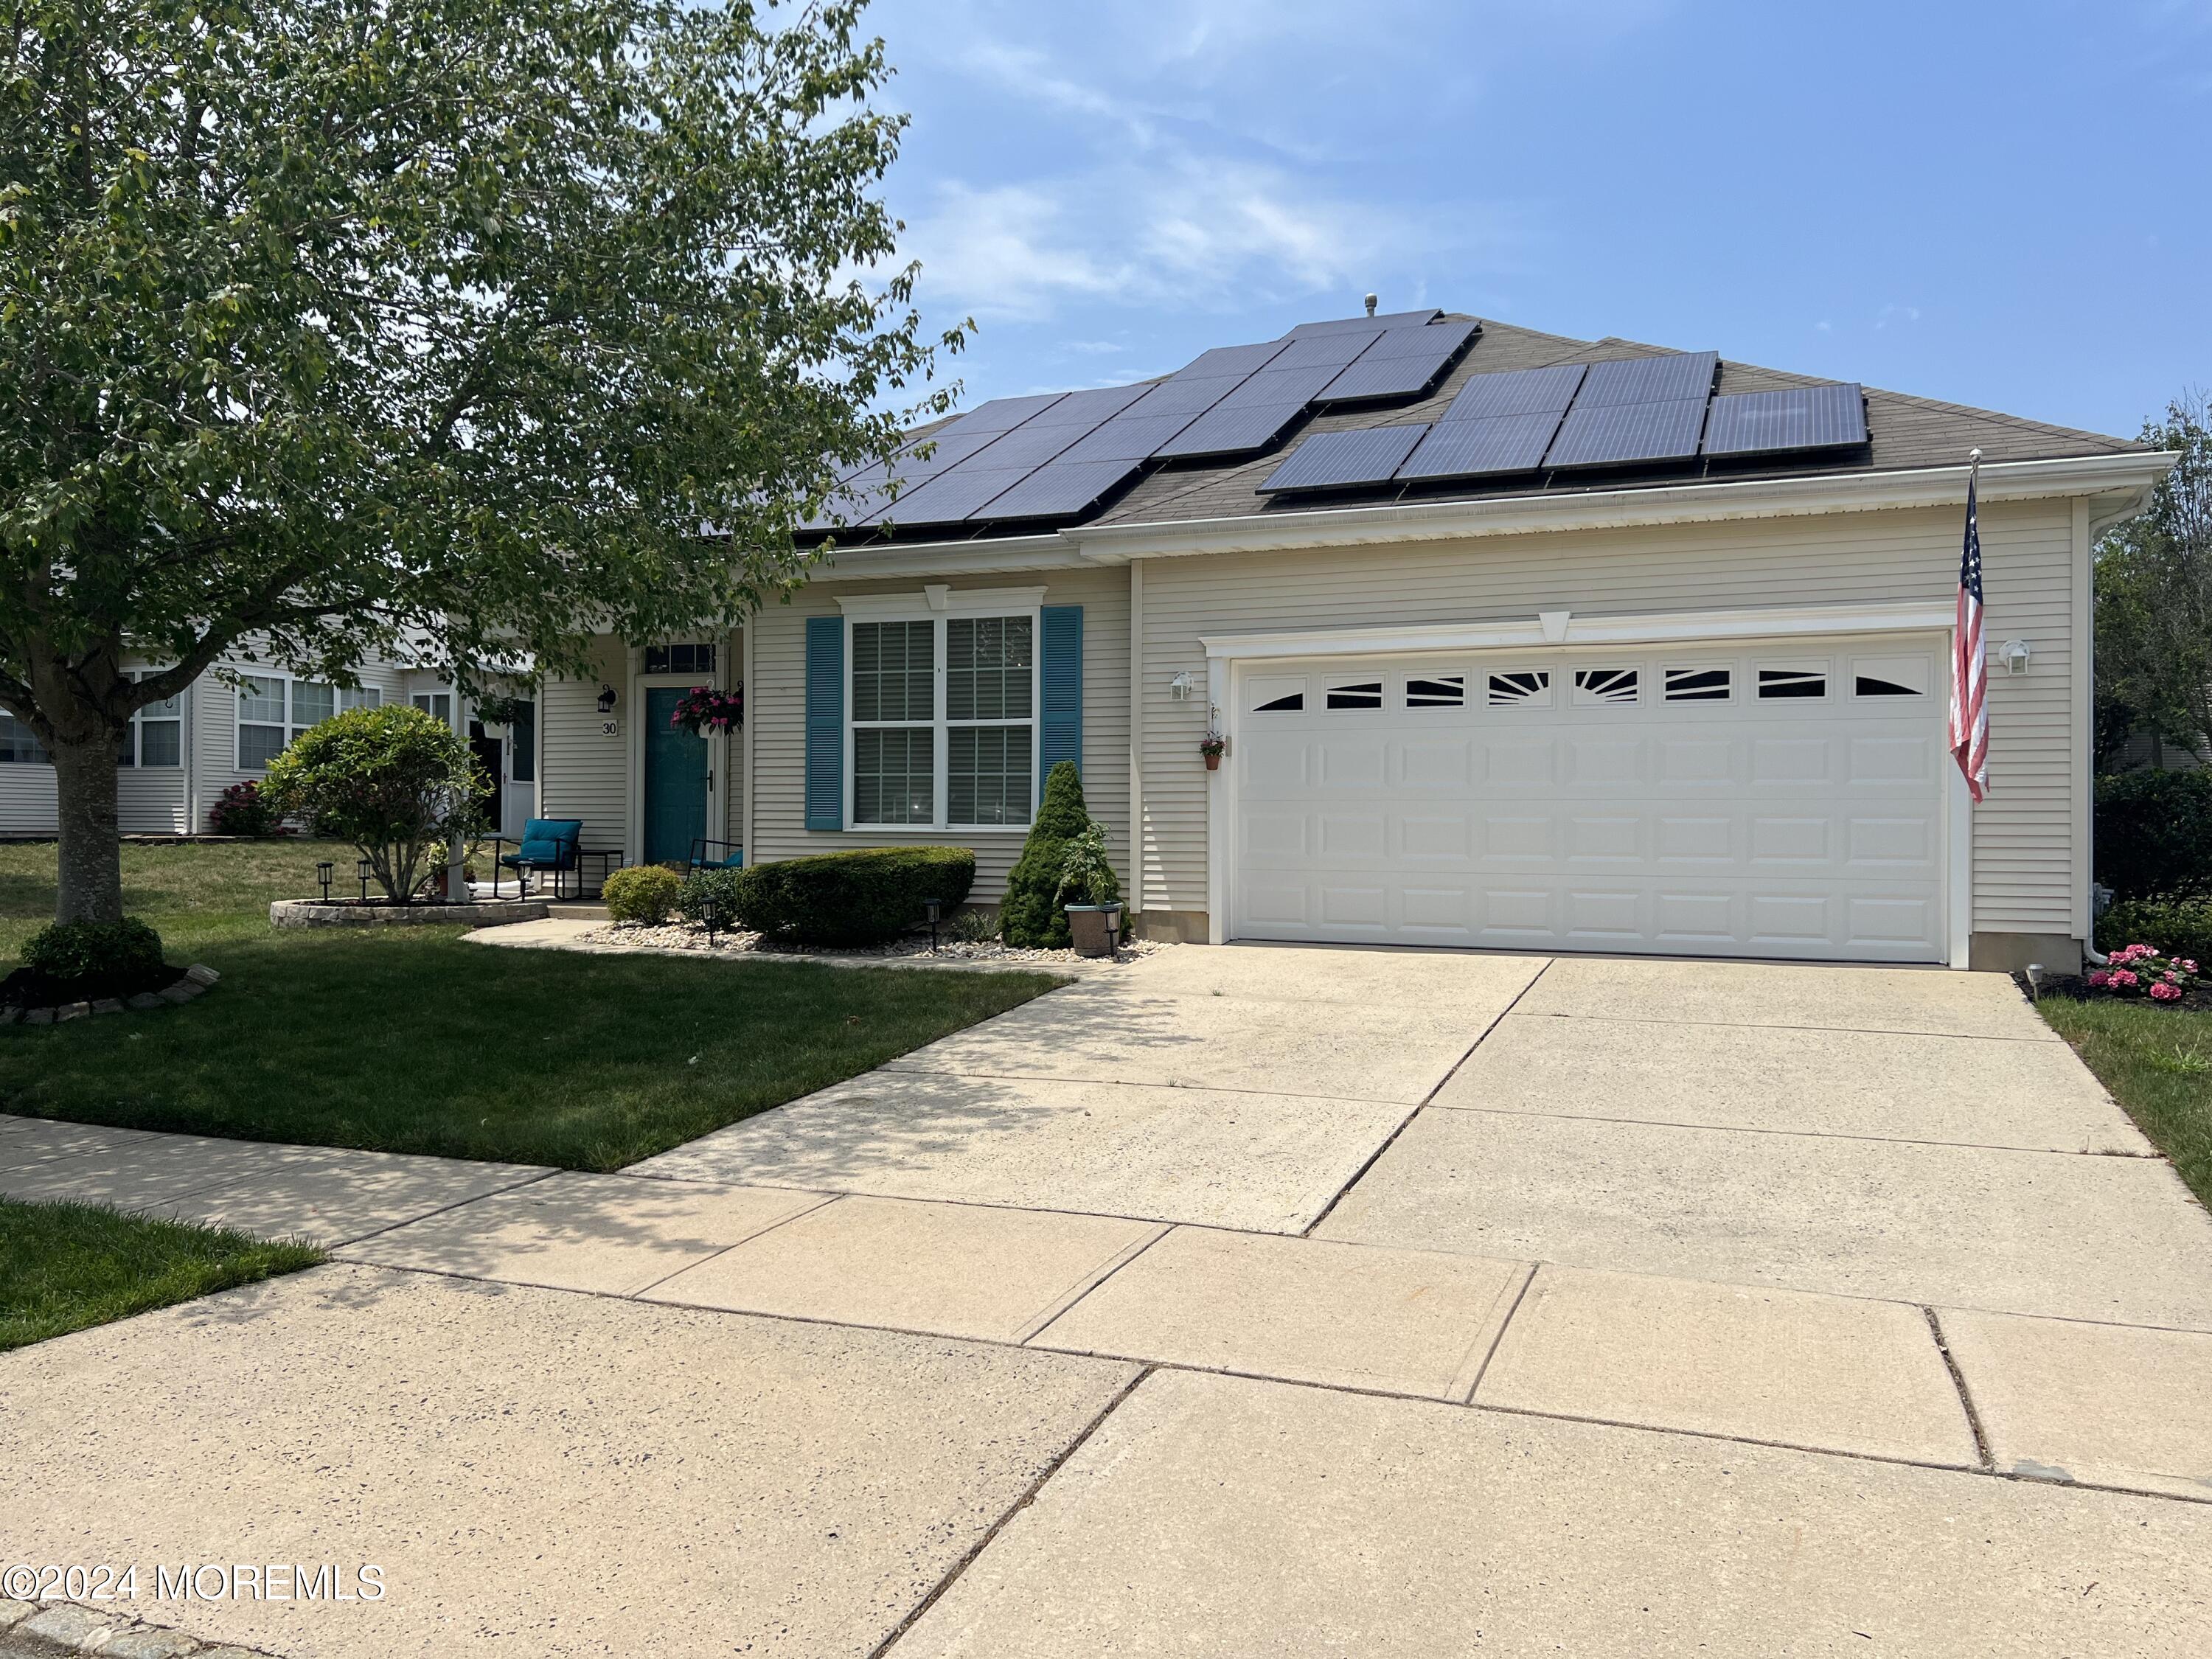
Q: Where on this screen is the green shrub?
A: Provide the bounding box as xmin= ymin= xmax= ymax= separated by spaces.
xmin=732 ymin=846 xmax=975 ymax=947
xmin=1055 ymin=822 xmax=1121 ymax=908
xmin=1001 ymin=762 xmax=1094 ymax=947
xmin=2098 ymin=897 xmax=2212 ymax=967
xmin=260 ymin=706 xmax=486 ymax=902
xmin=2096 ymin=769 xmax=2212 ymax=901
xmin=18 ymin=918 xmax=169 ymax=998
xmin=676 ymin=866 xmax=745 ymax=925
xmin=603 ymin=865 xmax=684 ymax=925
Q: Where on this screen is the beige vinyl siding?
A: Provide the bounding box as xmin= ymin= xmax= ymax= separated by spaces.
xmin=749 ymin=566 xmax=1131 ymax=899
xmin=0 ymin=651 xmax=412 ymax=837
xmin=538 ymin=636 xmax=631 ymax=843
xmin=1135 ymin=498 xmax=2082 ymax=939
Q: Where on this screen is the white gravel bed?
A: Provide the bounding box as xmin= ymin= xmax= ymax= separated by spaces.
xmin=579 ymin=919 xmax=1166 ymax=968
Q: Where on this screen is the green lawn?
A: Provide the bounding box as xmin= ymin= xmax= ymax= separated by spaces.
xmin=0 ymin=1197 xmax=323 ymax=1352
xmin=0 ymin=840 xmax=1062 ymax=1169
xmin=2039 ymin=996 xmax=2212 ymax=1211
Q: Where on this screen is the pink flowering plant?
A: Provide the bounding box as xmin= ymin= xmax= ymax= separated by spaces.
xmin=670 ymin=684 xmax=743 ymax=734
xmin=2085 ymin=942 xmax=2202 ymax=1005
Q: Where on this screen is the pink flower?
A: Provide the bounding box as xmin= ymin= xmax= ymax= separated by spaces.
xmin=2112 ymin=970 xmax=2140 ymax=989
xmin=2087 ymin=970 xmax=2111 ymax=987
xmin=2185 ymin=960 xmax=2200 ymax=974
xmin=2152 ymin=981 xmax=2183 ymax=1001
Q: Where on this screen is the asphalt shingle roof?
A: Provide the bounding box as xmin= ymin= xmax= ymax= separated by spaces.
xmin=847 ymin=314 xmax=2141 ymax=546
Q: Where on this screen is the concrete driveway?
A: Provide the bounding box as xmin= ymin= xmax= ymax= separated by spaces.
xmin=7 ymin=945 xmax=2212 ymax=1657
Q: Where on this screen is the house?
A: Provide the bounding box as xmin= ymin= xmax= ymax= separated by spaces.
xmin=0 ymin=646 xmax=540 ymax=844
xmin=540 ymin=310 xmax=2174 ymax=971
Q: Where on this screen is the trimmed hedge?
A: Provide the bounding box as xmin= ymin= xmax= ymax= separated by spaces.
xmin=602 ymin=865 xmax=683 ymax=925
xmin=731 ymin=846 xmax=974 ymax=947
xmin=2097 ymin=897 xmax=2212 ymax=968
xmin=16 ymin=918 xmax=170 ymax=1001
xmin=676 ymin=865 xmax=745 ymax=925
xmin=2096 ymin=769 xmax=2212 ymax=901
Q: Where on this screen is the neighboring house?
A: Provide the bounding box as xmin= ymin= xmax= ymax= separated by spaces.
xmin=520 ymin=313 xmax=2172 ymax=969
xmin=0 ymin=647 xmax=540 ymax=842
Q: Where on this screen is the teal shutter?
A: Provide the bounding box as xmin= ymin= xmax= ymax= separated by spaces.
xmin=1038 ymin=605 xmax=1082 ymax=801
xmin=804 ymin=616 xmax=844 ymax=830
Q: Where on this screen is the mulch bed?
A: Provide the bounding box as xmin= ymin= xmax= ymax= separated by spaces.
xmin=2017 ymin=970 xmax=2212 ymax=1012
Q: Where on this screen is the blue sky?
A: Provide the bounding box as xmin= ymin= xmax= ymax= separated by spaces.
xmin=865 ymin=0 xmax=2208 ymax=440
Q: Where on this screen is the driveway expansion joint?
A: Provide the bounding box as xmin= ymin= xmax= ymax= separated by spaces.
xmin=1924 ymin=1306 xmax=1997 ymax=1471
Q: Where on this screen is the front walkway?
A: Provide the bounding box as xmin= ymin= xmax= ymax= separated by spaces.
xmin=5 ymin=948 xmax=2212 ymax=1656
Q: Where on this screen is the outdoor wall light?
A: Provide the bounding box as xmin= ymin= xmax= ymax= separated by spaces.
xmin=596 ymin=684 xmax=619 ymax=714
xmin=2000 ymin=639 xmax=2032 ymax=675
xmin=316 ymin=861 xmax=333 ymax=902
xmin=1169 ymin=671 xmax=1197 ymax=702
xmin=924 ymin=897 xmax=942 ymax=953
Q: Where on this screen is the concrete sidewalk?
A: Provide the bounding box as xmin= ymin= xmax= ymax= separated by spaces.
xmin=7 ymin=945 xmax=2212 ymax=1655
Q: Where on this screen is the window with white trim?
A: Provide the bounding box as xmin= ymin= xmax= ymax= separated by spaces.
xmin=411 ymin=691 xmax=452 ymax=723
xmin=237 ymin=675 xmax=349 ymax=769
xmin=0 ymin=708 xmax=46 ymax=764
xmin=849 ymin=611 xmax=1035 ymax=830
xmin=118 ymin=672 xmax=182 ymax=768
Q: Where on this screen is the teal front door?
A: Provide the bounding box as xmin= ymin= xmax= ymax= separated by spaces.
xmin=644 ymin=687 xmax=709 ymax=865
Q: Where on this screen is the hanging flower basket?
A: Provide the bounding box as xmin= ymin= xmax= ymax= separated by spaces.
xmin=1199 ymin=733 xmax=1225 ymax=771
xmin=671 ymin=684 xmax=743 ymax=734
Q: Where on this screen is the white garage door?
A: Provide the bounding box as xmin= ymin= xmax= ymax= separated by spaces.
xmin=1230 ymin=636 xmax=1951 ymax=963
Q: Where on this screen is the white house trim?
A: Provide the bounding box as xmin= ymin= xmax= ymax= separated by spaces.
xmin=835 ymin=585 xmax=1048 ymax=618
xmin=1197 ymin=599 xmax=1955 ymax=663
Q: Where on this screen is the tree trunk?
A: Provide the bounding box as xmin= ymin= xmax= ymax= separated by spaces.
xmin=52 ymin=731 xmax=125 ymax=924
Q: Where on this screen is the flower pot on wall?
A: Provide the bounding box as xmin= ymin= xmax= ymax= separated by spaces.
xmin=1203 ymin=752 xmax=1221 ymax=771
xmin=1065 ymin=902 xmax=1122 ymax=959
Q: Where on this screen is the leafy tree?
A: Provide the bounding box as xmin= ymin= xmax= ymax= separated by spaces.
xmin=0 ymin=0 xmax=959 ymax=922
xmin=260 ymin=706 xmax=486 ymax=902
xmin=1001 ymin=762 xmax=1096 ymax=948
xmin=2096 ymin=393 xmax=2212 ymax=764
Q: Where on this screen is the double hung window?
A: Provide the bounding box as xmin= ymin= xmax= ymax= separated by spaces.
xmin=237 ymin=676 xmax=351 ymax=768
xmin=118 ymin=672 xmax=183 ymax=767
xmin=849 ymin=611 xmax=1035 ymax=829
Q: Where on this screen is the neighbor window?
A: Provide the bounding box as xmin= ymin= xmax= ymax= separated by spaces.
xmin=849 ymin=612 xmax=1034 ymax=829
xmin=0 ymin=709 xmax=46 ymax=765
xmin=509 ymin=700 xmax=536 ymax=782
xmin=238 ymin=676 xmax=345 ymax=769
xmin=411 ymin=691 xmax=453 ymax=724
xmin=339 ymin=686 xmax=381 ymax=713
xmin=117 ymin=672 xmax=182 ymax=768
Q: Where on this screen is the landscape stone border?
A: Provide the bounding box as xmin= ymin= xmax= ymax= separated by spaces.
xmin=269 ymin=897 xmax=546 ymax=930
xmin=0 ymin=1595 xmax=277 ymax=1657
xmin=1 ymin=964 xmax=218 ymax=1028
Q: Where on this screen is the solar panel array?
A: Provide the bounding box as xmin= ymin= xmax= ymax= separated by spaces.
xmin=1259 ymin=351 xmax=1868 ymax=497
xmin=807 ymin=313 xmax=1488 ymax=532
xmin=806 ymin=319 xmax=1871 ymax=532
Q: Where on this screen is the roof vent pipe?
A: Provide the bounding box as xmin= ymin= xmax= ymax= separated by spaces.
xmin=1363 ymin=293 xmax=1378 ymax=317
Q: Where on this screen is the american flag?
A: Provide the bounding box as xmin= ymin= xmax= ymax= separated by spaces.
xmin=1948 ymin=455 xmax=1989 ymax=802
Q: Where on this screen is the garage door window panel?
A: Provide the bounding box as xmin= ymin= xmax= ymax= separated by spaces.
xmin=1757 ymin=664 xmax=1829 ymax=700
xmin=1324 ymin=680 xmax=1384 ymax=711
xmin=1572 ymin=667 xmax=1640 ymax=707
xmin=1405 ymin=675 xmax=1465 ymax=709
xmin=1851 ymin=655 xmax=1930 ymax=699
xmin=1663 ymin=666 xmax=1733 ymax=703
xmin=1487 ymin=669 xmax=1553 ymax=707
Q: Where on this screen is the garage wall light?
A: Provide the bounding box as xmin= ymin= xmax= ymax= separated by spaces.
xmin=1169 ymin=672 xmax=1197 ymax=701
xmin=1999 ymin=639 xmax=2032 ymax=675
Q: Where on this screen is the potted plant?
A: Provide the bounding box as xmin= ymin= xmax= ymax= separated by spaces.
xmin=1200 ymin=732 xmax=1226 ymax=771
xmin=1057 ymin=824 xmax=1123 ymax=958
xmin=671 ymin=683 xmax=744 ymax=734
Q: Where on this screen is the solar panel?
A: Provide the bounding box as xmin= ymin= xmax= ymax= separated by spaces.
xmin=1268 ymin=328 xmax=1387 ymax=371
xmin=1054 ymin=411 xmax=1199 ymax=464
xmin=1152 ymin=399 xmax=1310 ymax=459
xmin=1258 ymin=425 xmax=1428 ymax=493
xmin=1703 ymin=383 xmax=1867 ymax=455
xmin=1024 ymin=382 xmax=1153 ymax=426
xmin=1396 ymin=411 xmax=1564 ymax=479
xmin=967 ymin=457 xmax=1145 ymax=521
xmin=875 ymin=465 xmax=1033 ymax=526
xmin=1287 ymin=310 xmax=1441 ymax=337
xmin=1180 ymin=341 xmax=1291 ymax=377
xmin=1436 ymin=362 xmax=1586 ymax=422
xmin=956 ymin=392 xmax=1068 ymax=431
xmin=1543 ymin=397 xmax=1709 ymax=467
xmin=1573 ymin=351 xmax=1719 ymax=408
xmin=1316 ymin=320 xmax=1480 ymax=404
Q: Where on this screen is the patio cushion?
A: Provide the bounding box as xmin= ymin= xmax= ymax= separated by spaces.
xmin=511 ymin=818 xmax=582 ymax=866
